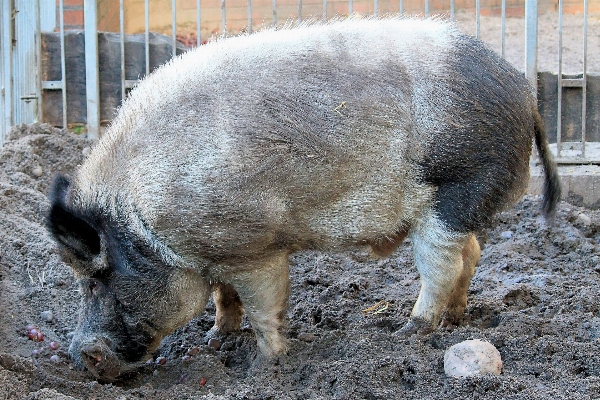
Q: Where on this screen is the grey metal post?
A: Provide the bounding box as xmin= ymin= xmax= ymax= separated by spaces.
xmin=120 ymin=0 xmax=125 ymax=101
xmin=524 ymin=0 xmax=538 ymax=93
xmin=1 ymin=0 xmax=13 ymax=143
xmin=476 ymin=0 xmax=480 ymax=38
xmin=145 ymin=0 xmax=150 ymax=76
xmin=35 ymin=0 xmax=42 ymax=122
xmin=172 ymin=0 xmax=177 ymax=57
xmin=248 ymin=0 xmax=252 ymax=33
xmin=59 ymin=0 xmax=68 ymax=128
xmin=501 ymin=0 xmax=506 ymax=58
xmin=197 ymin=0 xmax=201 ymax=45
xmin=84 ymin=0 xmax=100 ymax=139
xmin=582 ymin=0 xmax=588 ymax=157
xmin=221 ymin=0 xmax=226 ymax=35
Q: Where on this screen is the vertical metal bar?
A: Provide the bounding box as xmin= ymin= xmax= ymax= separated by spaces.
xmin=374 ymin=0 xmax=378 ymax=18
xmin=84 ymin=0 xmax=100 ymax=139
xmin=323 ymin=0 xmax=327 ymax=22
xmin=197 ymin=0 xmax=201 ymax=45
xmin=582 ymin=0 xmax=588 ymax=157
xmin=399 ymin=0 xmax=403 ymax=15
xmin=349 ymin=0 xmax=353 ymax=15
xmin=273 ymin=0 xmax=277 ymax=27
xmin=450 ymin=0 xmax=454 ymax=21
xmin=1 ymin=0 xmax=13 ymax=139
xmin=13 ymin=0 xmax=39 ymax=125
xmin=35 ymin=0 xmax=42 ymax=122
xmin=425 ymin=0 xmax=429 ymax=17
xmin=145 ymin=0 xmax=149 ymax=76
xmin=0 ymin=3 xmax=5 ymax=145
xmin=221 ymin=0 xmax=226 ymax=35
xmin=557 ymin=0 xmax=563 ymax=155
xmin=172 ymin=0 xmax=177 ymax=56
xmin=40 ymin=0 xmax=58 ymax=31
xmin=501 ymin=0 xmax=506 ymax=58
xmin=475 ymin=0 xmax=480 ymax=38
xmin=525 ymin=0 xmax=538 ymax=92
xmin=59 ymin=0 xmax=67 ymax=128
xmin=248 ymin=0 xmax=252 ymax=33
xmin=298 ymin=0 xmax=302 ymax=24
xmin=120 ymin=0 xmax=125 ymax=102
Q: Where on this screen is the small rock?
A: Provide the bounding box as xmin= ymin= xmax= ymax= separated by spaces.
xmin=66 ymin=331 xmax=76 ymax=340
xmin=500 ymin=231 xmax=513 ymax=239
xmin=155 ymin=356 xmax=167 ymax=365
xmin=82 ymin=146 xmax=92 ymax=157
xmin=41 ymin=310 xmax=54 ymax=323
xmin=220 ymin=341 xmax=234 ymax=351
xmin=577 ymin=213 xmax=592 ymax=227
xmin=31 ymin=166 xmax=43 ymax=177
xmin=444 ymin=339 xmax=502 ymax=377
xmin=49 ymin=355 xmax=61 ymax=363
xmin=207 ymin=338 xmax=221 ymax=351
xmin=298 ymin=333 xmax=317 ymax=342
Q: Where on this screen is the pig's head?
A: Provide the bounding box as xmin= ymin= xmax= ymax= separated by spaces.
xmin=46 ymin=175 xmax=209 ymax=381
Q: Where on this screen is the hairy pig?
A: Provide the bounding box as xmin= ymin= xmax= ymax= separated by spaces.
xmin=47 ymin=18 xmax=560 ymax=381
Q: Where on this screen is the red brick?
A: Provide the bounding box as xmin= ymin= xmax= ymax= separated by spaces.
xmin=59 ymin=0 xmax=84 ymax=7
xmin=63 ymin=9 xmax=84 ymax=26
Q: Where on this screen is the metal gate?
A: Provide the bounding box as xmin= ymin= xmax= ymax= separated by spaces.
xmin=0 ymin=0 xmax=595 ymax=163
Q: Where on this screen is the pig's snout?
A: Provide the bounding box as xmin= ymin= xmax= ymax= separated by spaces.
xmin=75 ymin=339 xmax=121 ymax=381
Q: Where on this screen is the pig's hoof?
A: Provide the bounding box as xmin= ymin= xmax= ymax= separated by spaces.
xmin=441 ymin=311 xmax=464 ymax=328
xmin=394 ymin=317 xmax=433 ymax=337
xmin=204 ymin=326 xmax=229 ymax=344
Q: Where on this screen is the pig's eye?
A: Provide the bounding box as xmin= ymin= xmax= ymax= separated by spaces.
xmin=88 ymin=280 xmax=99 ymax=295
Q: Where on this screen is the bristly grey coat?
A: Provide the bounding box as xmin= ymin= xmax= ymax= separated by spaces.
xmin=47 ymin=17 xmax=560 ymax=382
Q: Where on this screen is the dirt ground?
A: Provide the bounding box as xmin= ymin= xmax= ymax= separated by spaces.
xmin=1 ymin=12 xmax=600 ymax=400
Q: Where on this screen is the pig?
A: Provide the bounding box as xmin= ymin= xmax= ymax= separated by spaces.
xmin=47 ymin=17 xmax=561 ymax=381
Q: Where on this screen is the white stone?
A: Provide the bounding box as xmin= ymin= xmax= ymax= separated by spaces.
xmin=500 ymin=231 xmax=513 ymax=239
xmin=31 ymin=166 xmax=43 ymax=177
xmin=40 ymin=310 xmax=53 ymax=322
xmin=577 ymin=213 xmax=592 ymax=227
xmin=444 ymin=339 xmax=502 ymax=377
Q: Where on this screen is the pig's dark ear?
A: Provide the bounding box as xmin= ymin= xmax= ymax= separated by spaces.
xmin=47 ymin=175 xmax=101 ymax=259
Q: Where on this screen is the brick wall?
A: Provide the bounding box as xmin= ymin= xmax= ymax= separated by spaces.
xmin=117 ymin=0 xmax=599 ymax=39
xmin=58 ymin=0 xmax=84 ymax=29
xmin=61 ymin=0 xmax=598 ymax=38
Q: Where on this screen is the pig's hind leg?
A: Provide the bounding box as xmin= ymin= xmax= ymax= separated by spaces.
xmin=442 ymin=233 xmax=480 ymax=326
xmin=398 ymin=212 xmax=471 ymax=334
xmin=206 ymin=282 xmax=245 ymax=341
xmin=226 ymin=251 xmax=291 ymax=359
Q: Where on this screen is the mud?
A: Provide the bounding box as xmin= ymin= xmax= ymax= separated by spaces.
xmin=1 ymin=12 xmax=600 ymax=400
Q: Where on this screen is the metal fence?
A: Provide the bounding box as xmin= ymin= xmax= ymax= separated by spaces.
xmin=0 ymin=0 xmax=594 ymax=163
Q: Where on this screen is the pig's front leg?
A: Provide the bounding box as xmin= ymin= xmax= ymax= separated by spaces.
xmin=225 ymin=251 xmax=291 ymax=358
xmin=399 ymin=213 xmax=471 ymax=334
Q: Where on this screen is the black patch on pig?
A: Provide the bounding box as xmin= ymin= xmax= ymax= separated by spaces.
xmin=417 ymin=35 xmax=533 ymax=233
xmin=96 ymin=220 xmax=171 ymax=362
xmin=47 ymin=174 xmax=101 ymax=259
